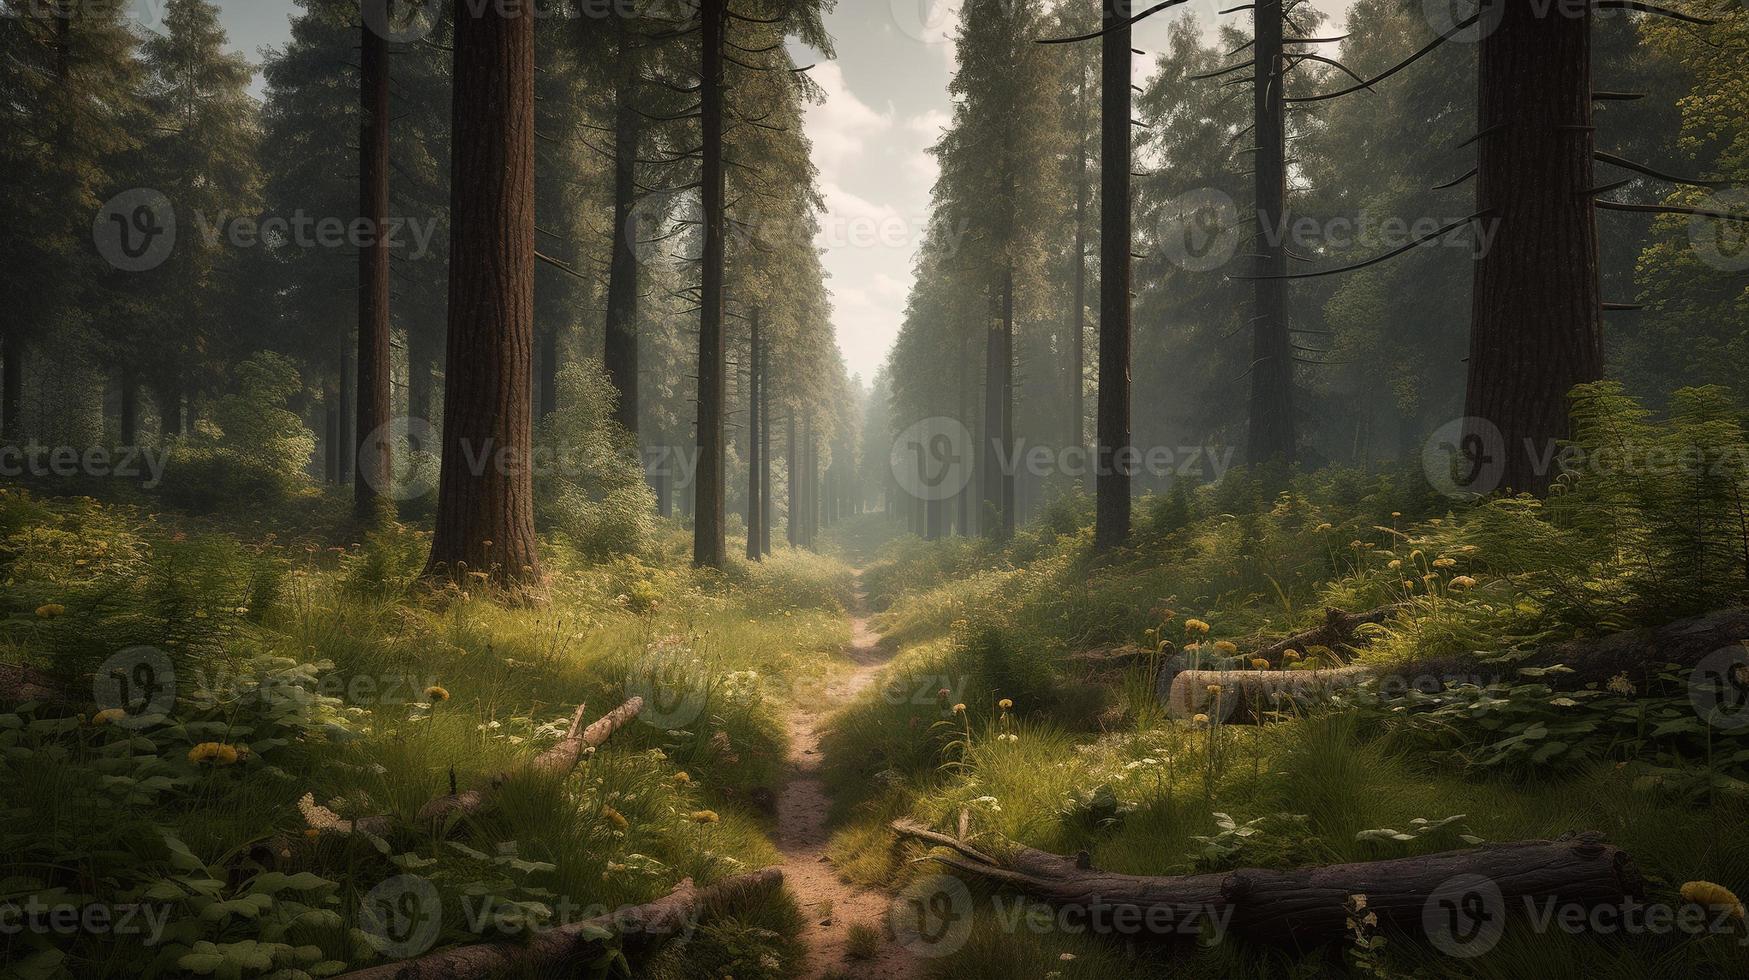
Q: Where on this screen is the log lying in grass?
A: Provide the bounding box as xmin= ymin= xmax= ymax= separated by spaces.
xmin=1164 ymin=667 xmax=1372 ymax=724
xmin=892 ymin=821 xmax=1642 ymax=949
xmin=300 ymin=697 xmax=644 ymax=837
xmin=1250 ymin=605 xmax=1401 ymax=666
xmin=332 ymin=868 xmax=783 ymax=980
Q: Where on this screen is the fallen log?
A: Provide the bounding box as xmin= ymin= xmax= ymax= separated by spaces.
xmin=892 ymin=820 xmax=1642 ymax=950
xmin=1163 ymin=667 xmax=1371 ymax=724
xmin=1250 ymin=605 xmax=1401 ymax=666
xmin=332 ymin=868 xmax=783 ymax=980
xmin=299 ymin=697 xmax=645 ymax=838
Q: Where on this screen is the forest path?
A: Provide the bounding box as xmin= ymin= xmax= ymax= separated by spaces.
xmin=773 ymin=570 xmax=921 ymax=979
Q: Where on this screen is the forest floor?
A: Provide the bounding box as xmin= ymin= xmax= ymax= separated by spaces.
xmin=775 ymin=570 xmax=921 ymax=979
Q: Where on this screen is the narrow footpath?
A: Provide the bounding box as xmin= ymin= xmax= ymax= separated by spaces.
xmin=773 ymin=572 xmax=922 ymax=979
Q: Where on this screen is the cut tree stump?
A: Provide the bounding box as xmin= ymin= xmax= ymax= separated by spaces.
xmin=892 ymin=820 xmax=1642 ymax=949
xmin=331 ymin=868 xmax=783 ymax=980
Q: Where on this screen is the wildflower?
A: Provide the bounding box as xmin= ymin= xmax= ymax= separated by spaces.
xmin=953 ymin=703 xmax=967 ymax=715
xmin=1214 ymin=640 xmax=1239 ymax=655
xmin=425 ymin=686 xmax=451 ymax=702
xmin=1433 ymin=558 xmax=1457 ymax=569
xmin=34 ymin=604 xmax=66 ymax=619
xmin=304 ymin=829 xmax=321 ymax=840
xmin=1283 ymin=650 xmax=1302 ymax=663
xmin=1250 ymin=658 xmax=1270 ymax=670
xmin=188 ymin=742 xmax=240 ymax=766
xmin=998 ymin=698 xmax=1013 ymax=711
xmin=1388 ymin=560 xmax=1402 ymax=571
xmin=1315 ymin=523 xmax=1333 ymax=532
xmin=1680 ymin=881 xmax=1745 ymax=920
xmin=997 ymin=733 xmax=1019 ymax=744
xmin=1450 ymin=576 xmax=1477 ymax=589
xmin=672 ymin=771 xmax=692 ymax=786
xmin=690 ymin=810 xmax=720 ymax=825
xmin=1184 ymin=618 xmax=1211 ymax=634
xmin=1192 ymin=713 xmax=1210 ymax=725
xmin=602 ymin=806 xmax=629 ymax=830
xmin=1205 ymin=684 xmax=1223 ymax=696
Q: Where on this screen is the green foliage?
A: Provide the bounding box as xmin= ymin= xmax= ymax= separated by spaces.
xmin=537 ymin=362 xmax=657 ymax=560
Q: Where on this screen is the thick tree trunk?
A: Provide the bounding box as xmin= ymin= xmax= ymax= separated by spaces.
xmin=2 ymin=331 xmax=23 ymax=444
xmin=893 ymin=821 xmax=1642 ymax=951
xmin=746 ymin=309 xmax=762 ymax=561
xmin=759 ymin=355 xmax=772 ymax=555
xmin=1248 ymin=0 xmax=1295 ymax=466
xmin=1094 ymin=0 xmax=1133 ymax=550
xmin=603 ymin=23 xmax=641 ymax=437
xmin=1465 ymin=4 xmax=1601 ymax=497
xmin=355 ymin=15 xmax=393 ymax=520
xmin=423 ymin=0 xmax=543 ymax=589
xmin=692 ymin=0 xmax=728 ymax=568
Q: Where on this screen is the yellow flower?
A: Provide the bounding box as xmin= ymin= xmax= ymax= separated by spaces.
xmin=1388 ymin=560 xmax=1403 ymax=571
xmin=602 ymin=805 xmax=629 ymax=830
xmin=188 ymin=742 xmax=240 ymax=766
xmin=1192 ymin=713 xmax=1210 ymax=725
xmin=1283 ymin=650 xmax=1302 ymax=662
xmin=34 ymin=604 xmax=66 ymax=619
xmin=998 ymin=699 xmax=1013 ymax=711
xmin=1433 ymin=558 xmax=1457 ymax=569
xmin=690 ymin=810 xmax=720 ymax=825
xmin=1205 ymin=684 xmax=1223 ymax=696
xmin=91 ymin=708 xmax=128 ymax=726
xmin=424 ymin=686 xmax=451 ymax=703
xmin=1680 ymin=881 xmax=1745 ymax=919
xmin=1450 ymin=576 xmax=1477 ymax=589
xmin=672 ymin=771 xmax=692 ymax=786
xmin=1184 ymin=618 xmax=1211 ymax=634
xmin=1250 ymin=658 xmax=1270 ymax=670
xmin=1606 ymin=673 xmax=1636 ymax=696
xmin=953 ymin=703 xmax=967 ymax=715
xmin=1214 ymin=640 xmax=1239 ymax=655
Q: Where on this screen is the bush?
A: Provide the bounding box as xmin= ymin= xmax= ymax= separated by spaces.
xmin=155 ymin=353 xmax=317 ymax=514
xmin=536 ymin=362 xmax=657 ymax=558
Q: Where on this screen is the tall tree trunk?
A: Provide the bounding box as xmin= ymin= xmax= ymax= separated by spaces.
xmin=356 ymin=13 xmax=393 ymax=520
xmin=957 ymin=334 xmax=972 ymax=535
xmin=604 ymin=23 xmax=641 ymax=437
xmin=118 ymin=369 xmax=138 ymax=446
xmin=759 ymin=354 xmax=772 ymax=555
xmin=787 ymin=413 xmax=801 ymax=546
xmin=745 ymin=309 xmax=762 ymax=561
xmin=423 ymin=0 xmax=542 ymax=588
xmin=1000 ymin=266 xmax=1016 ymax=538
xmin=981 ymin=307 xmax=1002 ymax=539
xmin=692 ymin=0 xmax=728 ymax=567
xmin=409 ymin=341 xmax=436 ymax=424
xmin=1070 ymin=70 xmax=1090 ymax=456
xmin=1464 ymin=3 xmax=1602 ymax=496
xmin=1246 ymin=0 xmax=1295 ymax=467
xmin=1094 ymin=0 xmax=1133 ymax=550
xmin=324 ymin=383 xmax=340 ymax=483
xmin=1 ymin=332 xmax=22 ymax=445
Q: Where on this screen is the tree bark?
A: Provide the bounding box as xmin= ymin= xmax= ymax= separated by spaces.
xmin=759 ymin=353 xmax=772 ymax=555
xmin=957 ymin=333 xmax=972 ymax=535
xmin=355 ymin=12 xmax=393 ymax=520
xmin=893 ymin=821 xmax=1642 ymax=950
xmin=423 ymin=0 xmax=543 ymax=589
xmin=1070 ymin=72 xmax=1090 ymax=456
xmin=746 ymin=309 xmax=762 ymax=561
xmin=324 ymin=384 xmax=339 ymax=483
xmin=603 ymin=20 xmax=641 ymax=437
xmin=692 ymin=0 xmax=728 ymax=568
xmin=1094 ymin=0 xmax=1133 ymax=550
xmin=339 ymin=342 xmax=356 ymax=484
xmin=1464 ymin=3 xmax=1602 ymax=497
xmin=118 ymin=369 xmax=138 ymax=446
xmin=786 ymin=412 xmax=798 ymax=547
xmin=1247 ymin=0 xmax=1295 ymax=467
xmin=1000 ymin=267 xmax=1016 ymax=538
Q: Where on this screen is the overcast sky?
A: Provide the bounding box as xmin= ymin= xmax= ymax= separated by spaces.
xmin=132 ymin=0 xmax=1351 ymax=383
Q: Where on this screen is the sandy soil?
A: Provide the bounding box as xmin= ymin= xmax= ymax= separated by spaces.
xmin=773 ymin=574 xmax=922 ymax=979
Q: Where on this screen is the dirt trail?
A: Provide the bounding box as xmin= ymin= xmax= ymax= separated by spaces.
xmin=774 ymin=573 xmax=922 ymax=979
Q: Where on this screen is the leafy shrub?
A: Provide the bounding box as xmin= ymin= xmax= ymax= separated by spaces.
xmin=536 ymin=362 xmax=657 ymax=558
xmin=155 ymin=353 xmax=317 ymax=514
